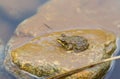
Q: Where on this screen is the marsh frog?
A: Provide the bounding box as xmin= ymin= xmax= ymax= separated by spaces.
xmin=57 ymin=34 xmax=89 ymax=52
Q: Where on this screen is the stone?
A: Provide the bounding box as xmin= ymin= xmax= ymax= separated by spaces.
xmin=5 ymin=29 xmax=116 ymax=79
xmin=4 ymin=0 xmax=119 ymax=79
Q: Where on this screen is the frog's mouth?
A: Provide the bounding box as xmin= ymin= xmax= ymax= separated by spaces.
xmin=57 ymin=39 xmax=67 ymax=47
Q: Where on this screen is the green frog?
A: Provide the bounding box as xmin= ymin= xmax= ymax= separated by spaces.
xmin=57 ymin=34 xmax=89 ymax=52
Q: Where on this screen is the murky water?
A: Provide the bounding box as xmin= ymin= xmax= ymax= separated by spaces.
xmin=0 ymin=0 xmax=120 ymax=79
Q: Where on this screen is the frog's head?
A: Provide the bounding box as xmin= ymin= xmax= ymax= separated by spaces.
xmin=57 ymin=34 xmax=72 ymax=50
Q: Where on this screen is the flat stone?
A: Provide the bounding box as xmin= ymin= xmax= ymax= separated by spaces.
xmin=4 ymin=0 xmax=119 ymax=79
xmin=5 ymin=29 xmax=116 ymax=79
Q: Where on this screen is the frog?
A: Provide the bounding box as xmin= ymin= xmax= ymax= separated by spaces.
xmin=57 ymin=34 xmax=89 ymax=52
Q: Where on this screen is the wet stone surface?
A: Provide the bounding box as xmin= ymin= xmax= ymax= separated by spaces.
xmin=5 ymin=29 xmax=116 ymax=79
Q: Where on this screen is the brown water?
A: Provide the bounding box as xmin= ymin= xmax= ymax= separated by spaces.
xmin=0 ymin=0 xmax=120 ymax=79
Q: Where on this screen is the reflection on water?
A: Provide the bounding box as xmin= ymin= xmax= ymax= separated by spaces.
xmin=0 ymin=0 xmax=120 ymax=79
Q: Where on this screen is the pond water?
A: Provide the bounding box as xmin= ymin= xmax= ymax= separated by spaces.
xmin=0 ymin=0 xmax=120 ymax=79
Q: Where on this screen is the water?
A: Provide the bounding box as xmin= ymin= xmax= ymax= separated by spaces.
xmin=0 ymin=0 xmax=120 ymax=79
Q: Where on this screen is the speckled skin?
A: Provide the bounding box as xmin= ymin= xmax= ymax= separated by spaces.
xmin=57 ymin=34 xmax=89 ymax=52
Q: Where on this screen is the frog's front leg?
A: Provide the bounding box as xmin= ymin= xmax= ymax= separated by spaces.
xmin=73 ymin=45 xmax=84 ymax=53
xmin=66 ymin=43 xmax=73 ymax=50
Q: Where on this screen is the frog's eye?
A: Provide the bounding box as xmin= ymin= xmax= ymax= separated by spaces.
xmin=61 ymin=34 xmax=66 ymax=37
xmin=57 ymin=39 xmax=64 ymax=43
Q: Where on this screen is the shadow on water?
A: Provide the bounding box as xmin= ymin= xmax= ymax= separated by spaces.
xmin=0 ymin=0 xmax=48 ymax=79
